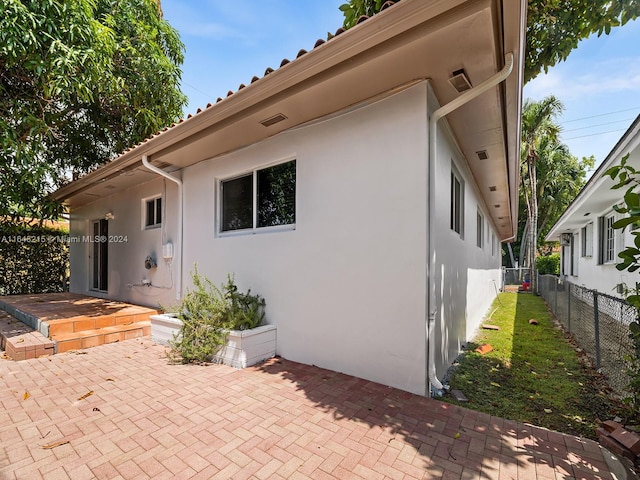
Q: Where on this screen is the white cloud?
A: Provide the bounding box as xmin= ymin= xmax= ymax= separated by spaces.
xmin=526 ymin=56 xmax=640 ymax=101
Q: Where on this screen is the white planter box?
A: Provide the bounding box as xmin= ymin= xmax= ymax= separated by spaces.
xmin=150 ymin=314 xmax=276 ymax=368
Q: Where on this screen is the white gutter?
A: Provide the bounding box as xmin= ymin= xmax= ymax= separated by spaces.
xmin=426 ymin=52 xmax=514 ymax=396
xmin=142 ymin=155 xmax=183 ymax=300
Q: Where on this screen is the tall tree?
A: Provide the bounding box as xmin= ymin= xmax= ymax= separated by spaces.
xmin=339 ymin=0 xmax=640 ymax=83
xmin=0 ymin=0 xmax=186 ymax=222
xmin=520 ymin=96 xmax=564 ymax=292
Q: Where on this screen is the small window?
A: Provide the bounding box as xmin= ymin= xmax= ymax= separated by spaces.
xmin=476 ymin=210 xmax=484 ymax=248
xmin=220 ymin=160 xmax=296 ymax=233
xmin=144 ymin=196 xmax=162 ymax=229
xmin=581 ymin=223 xmax=593 ymax=257
xmin=450 ymin=168 xmax=464 ymax=237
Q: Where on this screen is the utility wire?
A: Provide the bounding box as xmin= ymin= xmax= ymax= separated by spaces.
xmin=564 ymin=128 xmax=628 ymax=141
xmin=560 ymin=106 xmax=640 ymax=124
xmin=563 ymin=117 xmax=636 ymax=133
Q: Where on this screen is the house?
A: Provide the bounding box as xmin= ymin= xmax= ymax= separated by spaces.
xmin=546 ymin=115 xmax=640 ymax=295
xmin=52 ymin=0 xmax=526 ymax=396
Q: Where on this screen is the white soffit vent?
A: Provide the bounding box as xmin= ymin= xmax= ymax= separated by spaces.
xmin=449 ymin=69 xmax=472 ymax=93
xmin=260 ymin=113 xmax=288 ymax=127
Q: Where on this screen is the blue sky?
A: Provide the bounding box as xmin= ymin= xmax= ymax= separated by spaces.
xmin=162 ymin=1 xmax=640 ymax=173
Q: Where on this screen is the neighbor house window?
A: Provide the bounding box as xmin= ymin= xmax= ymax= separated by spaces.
xmin=144 ymin=196 xmax=162 ymax=229
xmin=450 ymin=168 xmax=464 ymax=237
xmin=220 ymin=159 xmax=296 ymax=233
xmin=581 ymin=223 xmax=593 ymax=257
xmin=476 ymin=210 xmax=484 ymax=248
xmin=598 ymin=215 xmax=616 ymax=264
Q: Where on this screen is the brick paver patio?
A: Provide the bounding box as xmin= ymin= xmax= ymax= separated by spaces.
xmin=0 ymin=338 xmax=622 ymax=479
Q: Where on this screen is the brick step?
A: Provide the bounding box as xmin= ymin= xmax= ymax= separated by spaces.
xmin=0 ymin=311 xmax=54 ymax=360
xmin=46 ymin=311 xmax=155 ymax=336
xmin=52 ymin=321 xmax=151 ymax=353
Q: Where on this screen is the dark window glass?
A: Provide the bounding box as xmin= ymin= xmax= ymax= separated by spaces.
xmin=146 ymin=199 xmax=156 ymax=227
xmin=156 ymin=198 xmax=162 ymax=225
xmin=221 ymin=174 xmax=253 ymax=231
xmin=257 ymin=160 xmax=296 ymax=228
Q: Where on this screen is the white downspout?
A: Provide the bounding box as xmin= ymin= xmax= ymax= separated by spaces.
xmin=142 ymin=155 xmax=183 ymax=300
xmin=427 ymin=52 xmax=514 ymax=396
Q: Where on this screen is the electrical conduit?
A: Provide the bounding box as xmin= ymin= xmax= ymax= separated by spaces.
xmin=427 ymin=52 xmax=514 ymax=396
xmin=142 ymin=154 xmax=183 ymax=300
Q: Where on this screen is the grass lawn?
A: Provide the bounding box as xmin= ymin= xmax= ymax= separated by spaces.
xmin=440 ymin=292 xmax=621 ymax=439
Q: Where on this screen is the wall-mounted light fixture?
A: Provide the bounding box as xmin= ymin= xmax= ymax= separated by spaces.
xmin=105 ymin=212 xmax=115 ymax=220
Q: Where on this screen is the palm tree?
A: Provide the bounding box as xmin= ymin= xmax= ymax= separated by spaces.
xmin=520 ymin=96 xmax=563 ymax=292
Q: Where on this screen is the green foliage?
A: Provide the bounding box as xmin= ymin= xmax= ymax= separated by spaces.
xmin=338 ymin=0 xmax=640 ymax=83
xmin=0 ymin=0 xmax=186 ymax=222
xmin=604 ymin=154 xmax=640 ymax=418
xmin=625 ymin=321 xmax=640 ymax=419
xmin=0 ymin=224 xmax=69 ymax=295
xmin=166 ymin=267 xmax=266 ymax=364
xmin=442 ymin=293 xmax=621 ymax=439
xmin=536 ymin=254 xmax=560 ymax=275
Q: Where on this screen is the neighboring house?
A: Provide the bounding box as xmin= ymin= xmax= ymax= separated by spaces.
xmin=53 ymin=0 xmax=526 ymax=396
xmin=546 ymin=115 xmax=640 ymax=295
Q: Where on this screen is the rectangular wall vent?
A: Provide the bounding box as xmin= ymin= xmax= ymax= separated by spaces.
xmin=476 ymin=150 xmax=489 ymax=161
xmin=260 ymin=113 xmax=288 ymax=127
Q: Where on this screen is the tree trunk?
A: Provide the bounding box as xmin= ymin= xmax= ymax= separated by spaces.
xmin=528 ymin=156 xmax=538 ymax=294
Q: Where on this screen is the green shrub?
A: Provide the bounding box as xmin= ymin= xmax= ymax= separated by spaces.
xmin=536 ymin=254 xmax=560 ymax=275
xmin=166 ymin=267 xmax=265 ymax=364
xmin=0 ymin=224 xmax=69 ymax=295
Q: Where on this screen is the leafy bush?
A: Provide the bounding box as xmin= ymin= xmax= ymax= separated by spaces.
xmin=0 ymin=224 xmax=69 ymax=295
xmin=166 ymin=267 xmax=265 ymax=364
xmin=604 ymin=153 xmax=640 ymax=420
xmin=536 ymin=254 xmax=560 ymax=275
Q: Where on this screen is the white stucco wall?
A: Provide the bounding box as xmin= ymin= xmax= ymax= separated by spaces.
xmin=67 ymin=82 xmax=504 ymax=395
xmin=181 ymin=84 xmax=429 ymax=394
xmin=561 ymin=211 xmax=631 ymax=297
xmin=69 ymin=178 xmax=180 ymax=308
xmin=429 ymin=90 xmax=503 ymax=379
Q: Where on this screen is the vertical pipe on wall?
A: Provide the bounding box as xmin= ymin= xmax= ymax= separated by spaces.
xmin=142 ymin=155 xmax=183 ymax=300
xmin=426 ymin=53 xmax=514 ymax=396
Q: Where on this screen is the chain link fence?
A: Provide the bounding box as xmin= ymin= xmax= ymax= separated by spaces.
xmin=538 ymin=274 xmax=636 ymax=397
xmin=502 ymin=268 xmax=531 ymax=291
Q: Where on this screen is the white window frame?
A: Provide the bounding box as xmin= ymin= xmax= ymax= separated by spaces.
xmin=142 ymin=195 xmax=162 ymax=230
xmin=218 ymin=158 xmax=296 ymax=236
xmin=581 ymin=222 xmax=593 ymax=257
xmin=450 ymin=166 xmax=464 ymax=238
xmin=476 ymin=210 xmax=484 ymax=249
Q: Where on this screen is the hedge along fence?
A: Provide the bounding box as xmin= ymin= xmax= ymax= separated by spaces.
xmin=0 ymin=224 xmax=70 ymax=295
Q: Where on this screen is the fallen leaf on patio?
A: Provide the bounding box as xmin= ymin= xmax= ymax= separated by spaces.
xmin=1 ymin=353 xmax=10 ymax=360
xmin=16 ymin=338 xmax=25 ymax=343
xmin=454 ymin=432 xmax=461 ymax=439
xmin=77 ymin=390 xmax=94 ymax=401
xmin=544 ymin=408 xmax=552 ymax=413
xmin=105 ymin=378 xmax=115 ymax=382
xmin=23 ymin=391 xmax=30 ymax=400
xmin=92 ymin=407 xmax=101 ymax=412
xmin=41 ymin=440 xmax=69 ymax=449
